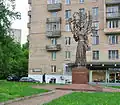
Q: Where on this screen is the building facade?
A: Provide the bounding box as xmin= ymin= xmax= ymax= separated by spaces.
xmin=10 ymin=29 xmax=22 ymax=44
xmin=28 ymin=0 xmax=120 ymax=84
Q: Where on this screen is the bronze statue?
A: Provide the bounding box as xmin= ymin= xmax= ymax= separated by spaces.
xmin=68 ymin=11 xmax=94 ymax=67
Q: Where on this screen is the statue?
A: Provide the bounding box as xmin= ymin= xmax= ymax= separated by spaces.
xmin=68 ymin=11 xmax=94 ymax=67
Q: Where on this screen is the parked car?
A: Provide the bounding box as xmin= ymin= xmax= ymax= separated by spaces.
xmin=7 ymin=74 xmax=20 ymax=81
xmin=19 ymin=77 xmax=40 ymax=83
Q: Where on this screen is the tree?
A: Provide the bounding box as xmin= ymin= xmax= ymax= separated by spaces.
xmin=0 ymin=0 xmax=29 ymax=79
xmin=0 ymin=0 xmax=20 ymax=38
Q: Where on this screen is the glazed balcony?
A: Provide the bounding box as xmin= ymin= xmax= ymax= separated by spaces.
xmin=46 ymin=44 xmax=61 ymax=51
xmin=46 ymin=31 xmax=61 ymax=38
xmin=47 ymin=3 xmax=62 ymax=11
xmin=28 ymin=0 xmax=32 ymax=4
xmin=28 ymin=10 xmax=32 ymax=16
xmin=106 ymin=0 xmax=120 ymax=5
xmin=106 ymin=12 xmax=120 ymax=19
xmin=46 ymin=17 xmax=61 ymax=23
xmin=104 ymin=28 xmax=120 ymax=34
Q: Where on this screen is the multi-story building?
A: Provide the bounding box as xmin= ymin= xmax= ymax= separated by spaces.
xmin=10 ymin=29 xmax=22 ymax=44
xmin=28 ymin=0 xmax=120 ymax=84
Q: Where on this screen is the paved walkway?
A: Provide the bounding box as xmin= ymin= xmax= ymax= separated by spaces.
xmin=2 ymin=84 xmax=120 ymax=105
xmin=6 ymin=90 xmax=72 ymax=105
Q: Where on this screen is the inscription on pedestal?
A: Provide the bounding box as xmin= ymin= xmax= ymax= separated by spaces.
xmin=72 ymin=67 xmax=89 ymax=84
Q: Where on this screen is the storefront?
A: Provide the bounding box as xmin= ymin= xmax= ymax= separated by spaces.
xmin=67 ymin=62 xmax=120 ymax=84
xmin=88 ymin=62 xmax=120 ymax=83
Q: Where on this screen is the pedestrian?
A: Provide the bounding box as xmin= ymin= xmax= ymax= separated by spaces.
xmin=42 ymin=73 xmax=46 ymax=83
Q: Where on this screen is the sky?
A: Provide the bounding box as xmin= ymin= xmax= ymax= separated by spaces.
xmin=12 ymin=0 xmax=29 ymax=44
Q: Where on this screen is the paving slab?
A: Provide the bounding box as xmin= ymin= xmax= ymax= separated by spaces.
xmin=5 ymin=90 xmax=72 ymax=105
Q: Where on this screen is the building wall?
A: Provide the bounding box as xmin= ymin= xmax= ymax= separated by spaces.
xmin=28 ymin=0 xmax=120 ymax=83
xmin=10 ymin=29 xmax=21 ymax=44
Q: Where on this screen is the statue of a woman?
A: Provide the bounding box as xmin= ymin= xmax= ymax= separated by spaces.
xmin=68 ymin=11 xmax=93 ymax=67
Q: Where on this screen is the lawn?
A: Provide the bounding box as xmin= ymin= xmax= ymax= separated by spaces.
xmin=44 ymin=92 xmax=120 ymax=105
xmin=0 ymin=80 xmax=48 ymax=102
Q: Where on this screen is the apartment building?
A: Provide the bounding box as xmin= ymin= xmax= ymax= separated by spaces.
xmin=10 ymin=29 xmax=22 ymax=44
xmin=28 ymin=0 xmax=120 ymax=84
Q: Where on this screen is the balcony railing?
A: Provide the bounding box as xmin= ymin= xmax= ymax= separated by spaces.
xmin=46 ymin=31 xmax=61 ymax=38
xmin=106 ymin=0 xmax=120 ymax=5
xmin=106 ymin=12 xmax=120 ymax=19
xmin=28 ymin=0 xmax=32 ymax=4
xmin=46 ymin=17 xmax=61 ymax=23
xmin=92 ymin=16 xmax=98 ymax=21
xmin=104 ymin=28 xmax=120 ymax=34
xmin=27 ymin=22 xmax=30 ymax=28
xmin=47 ymin=3 xmax=62 ymax=11
xmin=46 ymin=44 xmax=61 ymax=51
xmin=28 ymin=10 xmax=31 ymax=16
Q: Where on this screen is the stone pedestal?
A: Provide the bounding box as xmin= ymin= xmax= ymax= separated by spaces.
xmin=72 ymin=67 xmax=89 ymax=84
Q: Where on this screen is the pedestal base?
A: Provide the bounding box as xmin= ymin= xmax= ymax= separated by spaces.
xmin=72 ymin=67 xmax=89 ymax=84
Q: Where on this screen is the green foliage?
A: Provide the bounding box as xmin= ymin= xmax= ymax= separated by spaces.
xmin=0 ymin=37 xmax=29 ymax=79
xmin=45 ymin=92 xmax=120 ymax=105
xmin=0 ymin=81 xmax=48 ymax=102
xmin=0 ymin=0 xmax=20 ymax=38
xmin=0 ymin=0 xmax=27 ymax=79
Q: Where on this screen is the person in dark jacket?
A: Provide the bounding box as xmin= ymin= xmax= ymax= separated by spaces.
xmin=42 ymin=73 xmax=46 ymax=83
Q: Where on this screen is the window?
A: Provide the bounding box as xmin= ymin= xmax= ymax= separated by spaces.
xmin=92 ymin=30 xmax=99 ymax=45
xmin=47 ymin=23 xmax=60 ymax=31
xmin=47 ymin=0 xmax=60 ymax=4
xmin=80 ymin=0 xmax=84 ymax=3
xmin=108 ymin=35 xmax=118 ymax=44
xmin=92 ymin=22 xmax=99 ymax=30
xmin=65 ymin=66 xmax=72 ymax=72
xmin=108 ymin=50 xmax=119 ymax=59
xmin=92 ymin=7 xmax=98 ymax=20
xmin=79 ymin=8 xmax=85 ymax=14
xmin=65 ymin=51 xmax=71 ymax=59
xmin=93 ymin=51 xmax=99 ymax=60
xmin=107 ymin=20 xmax=119 ymax=28
xmin=65 ymin=37 xmax=71 ymax=45
xmin=107 ymin=6 xmax=119 ymax=17
xmin=90 ymin=0 xmax=98 ymax=2
xmin=51 ymin=38 xmax=57 ymax=45
xmin=51 ymin=65 xmax=56 ymax=72
xmin=65 ymin=10 xmax=71 ymax=19
xmin=65 ymin=24 xmax=71 ymax=31
xmin=92 ymin=36 xmax=99 ymax=45
xmin=51 ymin=12 xmax=57 ymax=17
xmin=107 ymin=6 xmax=118 ymax=13
xmin=52 ymin=52 xmax=56 ymax=60
xmin=65 ymin=0 xmax=70 ymax=4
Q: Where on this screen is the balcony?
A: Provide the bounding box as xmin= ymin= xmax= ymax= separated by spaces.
xmin=104 ymin=28 xmax=120 ymax=34
xmin=106 ymin=12 xmax=120 ymax=19
xmin=46 ymin=31 xmax=61 ymax=38
xmin=27 ymin=22 xmax=30 ymax=28
xmin=28 ymin=10 xmax=31 ymax=16
xmin=28 ymin=0 xmax=32 ymax=4
xmin=47 ymin=3 xmax=62 ymax=11
xmin=46 ymin=17 xmax=61 ymax=23
xmin=106 ymin=0 xmax=120 ymax=5
xmin=92 ymin=16 xmax=98 ymax=21
xmin=46 ymin=44 xmax=61 ymax=51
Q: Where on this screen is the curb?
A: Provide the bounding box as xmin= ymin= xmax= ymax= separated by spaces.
xmin=0 ymin=90 xmax=55 ymax=105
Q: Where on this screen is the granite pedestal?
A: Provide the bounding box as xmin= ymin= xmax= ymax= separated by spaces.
xmin=72 ymin=67 xmax=89 ymax=84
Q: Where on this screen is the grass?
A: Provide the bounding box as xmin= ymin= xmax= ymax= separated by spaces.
xmin=44 ymin=92 xmax=120 ymax=105
xmin=111 ymin=86 xmax=120 ymax=89
xmin=0 ymin=80 xmax=48 ymax=102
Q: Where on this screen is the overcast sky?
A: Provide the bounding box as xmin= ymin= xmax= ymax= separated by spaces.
xmin=12 ymin=0 xmax=29 ymax=44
